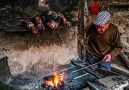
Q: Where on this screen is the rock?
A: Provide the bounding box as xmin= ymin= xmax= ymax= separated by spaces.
xmin=0 ymin=81 xmax=14 ymax=90
xmin=0 ymin=55 xmax=11 ymax=83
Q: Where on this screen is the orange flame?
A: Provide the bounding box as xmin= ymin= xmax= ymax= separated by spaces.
xmin=45 ymin=72 xmax=65 ymax=87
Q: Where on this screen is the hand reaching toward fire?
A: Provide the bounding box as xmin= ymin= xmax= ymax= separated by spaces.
xmin=102 ymin=54 xmax=111 ymax=62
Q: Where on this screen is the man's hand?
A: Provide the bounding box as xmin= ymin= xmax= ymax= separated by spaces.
xmin=102 ymin=54 xmax=111 ymax=62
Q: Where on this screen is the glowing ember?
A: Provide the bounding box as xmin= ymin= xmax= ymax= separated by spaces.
xmin=45 ymin=72 xmax=65 ymax=87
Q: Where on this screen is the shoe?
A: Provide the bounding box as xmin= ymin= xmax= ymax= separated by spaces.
xmin=25 ymin=20 xmax=38 ymax=34
xmin=35 ymin=16 xmax=45 ymax=31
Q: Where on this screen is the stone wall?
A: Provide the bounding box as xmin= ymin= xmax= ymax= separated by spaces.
xmin=0 ymin=0 xmax=80 ymax=76
xmin=0 ymin=27 xmax=78 ymax=76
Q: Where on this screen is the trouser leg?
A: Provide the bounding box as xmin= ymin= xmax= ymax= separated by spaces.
xmin=86 ymin=54 xmax=98 ymax=68
xmin=86 ymin=54 xmax=111 ymax=71
xmin=99 ymin=61 xmax=111 ymax=71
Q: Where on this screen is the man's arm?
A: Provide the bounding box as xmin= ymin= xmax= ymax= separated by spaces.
xmin=103 ymin=27 xmax=122 ymax=62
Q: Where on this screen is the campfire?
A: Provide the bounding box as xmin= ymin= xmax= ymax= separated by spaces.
xmin=6 ymin=60 xmax=129 ymax=90
xmin=44 ymin=72 xmax=65 ymax=89
xmin=41 ymin=60 xmax=129 ymax=90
